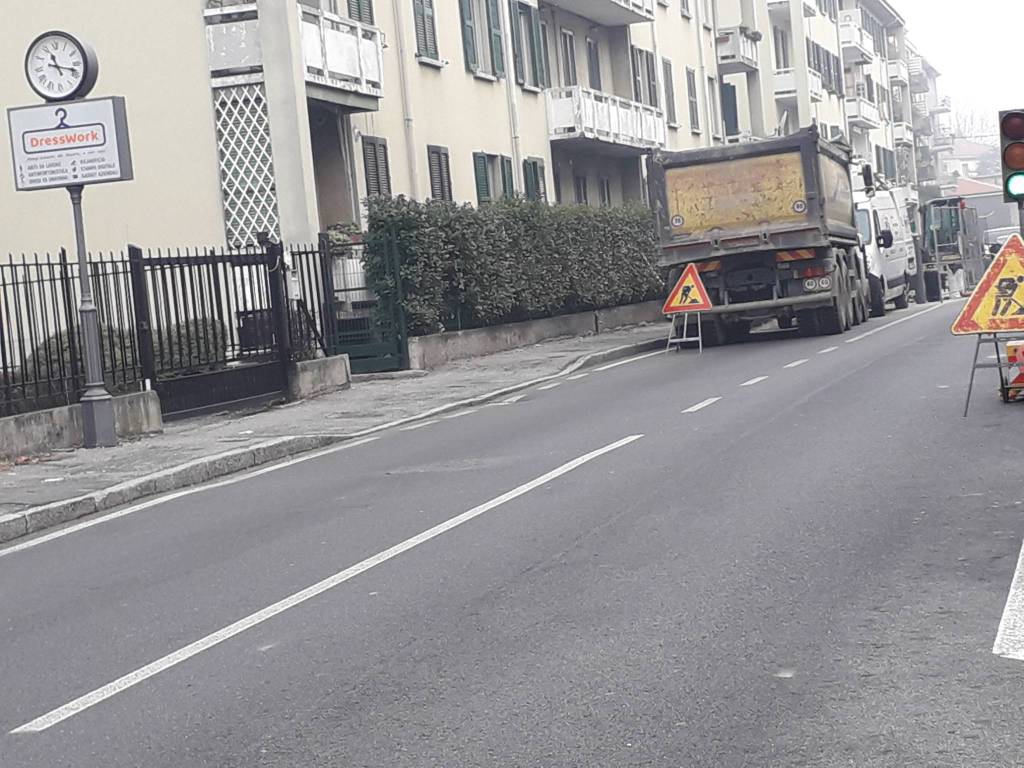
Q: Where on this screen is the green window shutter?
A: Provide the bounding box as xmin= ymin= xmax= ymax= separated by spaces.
xmin=523 ymin=159 xmax=535 ymax=200
xmin=631 ymin=47 xmax=643 ymax=102
xmin=528 ymin=7 xmax=543 ymax=87
xmin=459 ymin=0 xmax=478 ymax=72
xmin=422 ymin=0 xmax=438 ymax=59
xmin=429 ymin=147 xmax=444 ymax=200
xmin=486 ymin=0 xmax=505 ymax=77
xmin=363 ymin=139 xmax=380 ymax=197
xmin=473 ymin=153 xmax=491 ymax=205
xmin=375 ymin=141 xmax=391 ymax=197
xmin=348 ymin=0 xmax=374 ymax=24
xmin=536 ymin=159 xmax=546 ymax=201
xmin=500 ymin=156 xmax=514 ymax=198
xmin=509 ymin=0 xmax=524 ymax=84
xmin=413 ymin=0 xmax=429 ymax=57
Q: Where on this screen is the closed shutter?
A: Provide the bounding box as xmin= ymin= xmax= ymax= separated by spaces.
xmin=429 ymin=146 xmax=452 ymax=201
xmin=500 ymin=156 xmax=514 ymax=198
xmin=486 ymin=0 xmax=505 ymax=77
xmin=348 ymin=0 xmax=374 ymax=24
xmin=645 ymin=51 xmax=658 ymax=108
xmin=523 ymin=159 xmax=545 ymax=202
xmin=528 ymin=6 xmax=544 ymax=87
xmin=414 ymin=0 xmax=438 ymax=59
xmin=662 ymin=59 xmax=676 ymax=124
xmin=375 ymin=142 xmax=391 ymax=197
xmin=587 ymin=39 xmax=601 ymax=91
xmin=631 ymin=47 xmax=643 ymax=102
xmin=509 ymin=0 xmax=524 ymax=84
xmin=459 ymin=0 xmax=478 ymax=72
xmin=362 ymin=137 xmax=391 ymax=197
xmin=473 ymin=153 xmax=491 ymax=205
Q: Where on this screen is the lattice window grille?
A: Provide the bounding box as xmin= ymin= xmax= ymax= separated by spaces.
xmin=213 ymin=84 xmax=280 ymax=248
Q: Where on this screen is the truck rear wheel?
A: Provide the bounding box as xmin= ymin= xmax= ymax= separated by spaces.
xmin=723 ymin=321 xmax=751 ymax=344
xmin=818 ymin=299 xmax=846 ymax=335
xmin=869 ymin=274 xmax=887 ymax=317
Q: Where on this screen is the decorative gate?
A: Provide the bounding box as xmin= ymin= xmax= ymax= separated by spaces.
xmin=128 ymin=244 xmax=289 ymax=419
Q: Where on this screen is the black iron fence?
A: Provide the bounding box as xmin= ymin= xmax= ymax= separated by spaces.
xmin=1 ymin=251 xmax=140 ymax=417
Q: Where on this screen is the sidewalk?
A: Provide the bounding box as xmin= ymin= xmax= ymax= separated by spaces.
xmin=0 ymin=324 xmax=666 ymax=543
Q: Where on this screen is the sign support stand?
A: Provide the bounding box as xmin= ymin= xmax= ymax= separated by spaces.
xmin=666 ymin=312 xmax=704 ymax=355
xmin=68 ymin=185 xmax=116 ymax=446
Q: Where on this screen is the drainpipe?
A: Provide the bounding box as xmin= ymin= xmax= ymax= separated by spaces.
xmin=390 ymin=0 xmax=420 ymax=198
xmin=694 ymin=0 xmax=712 ymax=146
xmin=501 ymin=0 xmax=525 ymax=187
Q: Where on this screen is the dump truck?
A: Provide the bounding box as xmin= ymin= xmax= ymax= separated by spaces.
xmin=648 ymin=126 xmax=869 ymax=342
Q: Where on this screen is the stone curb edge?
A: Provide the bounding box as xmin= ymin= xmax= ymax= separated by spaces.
xmin=0 ymin=336 xmax=663 ymax=547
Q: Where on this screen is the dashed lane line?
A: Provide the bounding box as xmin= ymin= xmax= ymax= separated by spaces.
xmin=682 ymin=397 xmax=723 ymax=414
xmin=784 ymin=359 xmax=809 ymax=369
xmin=740 ymin=376 xmax=769 ymax=387
xmin=844 ymin=302 xmax=951 ymax=344
xmin=818 ymin=346 xmax=839 ymax=355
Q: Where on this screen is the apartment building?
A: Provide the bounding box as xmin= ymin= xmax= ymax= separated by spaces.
xmin=906 ymin=41 xmax=953 ymax=194
xmin=0 ymin=0 xmax=726 ymax=254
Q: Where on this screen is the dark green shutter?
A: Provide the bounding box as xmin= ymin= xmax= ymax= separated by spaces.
xmin=423 ymin=0 xmax=438 ymax=59
xmin=473 ymin=153 xmax=491 ymax=205
xmin=363 ymin=139 xmax=379 ymax=197
xmin=348 ymin=0 xmax=373 ymax=24
xmin=413 ymin=0 xmax=428 ymax=57
xmin=459 ymin=0 xmax=478 ymax=72
xmin=536 ymin=159 xmax=546 ymax=201
xmin=529 ymin=6 xmax=543 ymax=87
xmin=486 ymin=0 xmax=505 ymax=77
xmin=631 ymin=48 xmax=643 ymax=102
xmin=500 ymin=156 xmax=514 ymax=198
xmin=509 ymin=0 xmax=524 ymax=84
xmin=429 ymin=147 xmax=443 ymax=200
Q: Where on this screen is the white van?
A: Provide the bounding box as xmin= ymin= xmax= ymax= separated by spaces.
xmin=854 ymin=188 xmax=918 ymax=316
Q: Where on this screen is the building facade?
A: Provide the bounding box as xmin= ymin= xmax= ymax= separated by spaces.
xmin=1 ymin=0 xmax=728 ymax=254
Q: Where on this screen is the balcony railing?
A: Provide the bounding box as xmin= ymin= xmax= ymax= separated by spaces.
xmin=932 ymin=95 xmax=952 ymax=114
xmin=716 ymin=27 xmax=759 ymax=75
xmin=768 ymin=0 xmax=817 ymax=19
xmin=774 ymin=68 xmax=823 ymax=103
xmin=893 ymin=122 xmax=914 ymax=147
xmin=299 ymin=5 xmax=383 ymax=98
xmin=546 ymin=86 xmax=666 ymax=152
xmin=840 ymin=10 xmax=875 ymax=65
xmin=888 ymin=58 xmax=909 ymax=86
xmin=541 ymin=0 xmax=653 ymax=25
xmin=845 ymin=92 xmax=881 ymax=129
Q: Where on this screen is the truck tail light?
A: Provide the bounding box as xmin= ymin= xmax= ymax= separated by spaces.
xmin=698 ymin=260 xmax=721 ymax=273
xmin=799 ymin=265 xmax=827 ymax=278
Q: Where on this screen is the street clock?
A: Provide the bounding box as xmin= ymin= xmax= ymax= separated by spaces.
xmin=24 ymin=31 xmax=99 ymax=102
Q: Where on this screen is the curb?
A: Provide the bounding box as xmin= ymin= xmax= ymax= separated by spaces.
xmin=0 ymin=335 xmax=664 ymax=548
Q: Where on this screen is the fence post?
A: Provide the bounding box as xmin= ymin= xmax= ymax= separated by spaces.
xmin=127 ymin=245 xmax=157 ymax=387
xmin=267 ymin=242 xmax=292 ymax=371
xmin=388 ymin=225 xmax=410 ymax=369
xmin=318 ymin=232 xmax=338 ymax=355
xmin=57 ymin=248 xmax=82 ymax=396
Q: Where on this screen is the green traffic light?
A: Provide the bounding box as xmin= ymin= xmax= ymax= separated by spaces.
xmin=1009 ymin=172 xmax=1024 ymax=198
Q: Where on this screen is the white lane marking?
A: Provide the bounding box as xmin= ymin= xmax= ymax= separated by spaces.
xmin=399 ymin=420 xmax=439 ymax=431
xmin=845 ymin=302 xmax=950 ymax=344
xmin=0 ymin=437 xmax=381 ymax=561
xmin=784 ymin=359 xmax=809 ymax=369
xmin=682 ymin=397 xmax=722 ymax=414
xmin=592 ymin=350 xmax=664 ymax=372
xmin=538 ymin=382 xmax=562 ymax=391
xmin=11 ymin=434 xmax=645 ymax=734
xmin=818 ymin=346 xmax=839 ymax=355
xmin=567 ymin=373 xmax=589 ymax=381
xmin=442 ymin=408 xmax=479 ymax=420
xmin=994 ymin=539 xmax=1024 ymax=662
xmin=740 ymin=376 xmax=769 ymax=387
xmin=500 ymin=394 xmax=526 ymax=405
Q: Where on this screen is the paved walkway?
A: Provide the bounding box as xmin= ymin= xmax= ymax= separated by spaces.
xmin=0 ymin=324 xmax=665 ymax=517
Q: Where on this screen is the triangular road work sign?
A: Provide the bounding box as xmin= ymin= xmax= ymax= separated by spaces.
xmin=663 ymin=264 xmax=713 ymax=315
xmin=952 ymin=234 xmax=1024 ymax=335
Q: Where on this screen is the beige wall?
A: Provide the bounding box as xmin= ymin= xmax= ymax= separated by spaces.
xmin=0 ymin=1 xmax=225 ymax=254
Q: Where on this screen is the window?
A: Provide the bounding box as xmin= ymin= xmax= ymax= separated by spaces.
xmin=539 ymin=21 xmax=552 ymax=88
xmin=773 ymin=26 xmax=789 ymax=70
xmin=707 ymin=76 xmax=720 ymax=136
xmin=573 ymin=174 xmax=588 ymax=205
xmin=459 ymin=0 xmax=505 ymax=77
xmin=347 ymin=0 xmax=373 ymax=24
xmin=631 ymin=47 xmax=658 ymax=107
xmin=413 ymin=0 xmax=439 ymax=61
xmin=686 ymin=67 xmax=699 ymax=132
xmin=599 ymin=177 xmax=612 ymax=208
xmin=500 ymin=155 xmax=515 ymax=198
xmin=560 ymin=29 xmax=577 ymax=87
xmin=586 ymin=39 xmax=601 ymax=91
xmin=680 ymin=0 xmax=691 ymax=18
xmin=663 ymin=58 xmax=677 ymax=125
xmin=523 ymin=157 xmax=546 ymax=201
xmin=511 ymin=1 xmax=546 ymax=88
xmin=473 ymin=152 xmax=493 ymax=204
xmin=428 ymin=145 xmax=452 ymax=201
xmin=362 ymin=136 xmax=391 ymax=197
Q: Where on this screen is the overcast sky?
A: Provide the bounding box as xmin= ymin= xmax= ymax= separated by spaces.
xmin=895 ymin=0 xmax=1021 ymax=137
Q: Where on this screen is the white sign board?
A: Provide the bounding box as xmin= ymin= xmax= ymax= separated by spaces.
xmin=7 ymin=96 xmax=133 ymax=191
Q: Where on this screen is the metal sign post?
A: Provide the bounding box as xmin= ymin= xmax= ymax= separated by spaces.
xmin=8 ymin=33 xmax=132 ymax=447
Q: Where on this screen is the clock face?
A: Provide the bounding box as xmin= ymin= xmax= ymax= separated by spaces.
xmin=25 ymin=32 xmax=89 ymax=101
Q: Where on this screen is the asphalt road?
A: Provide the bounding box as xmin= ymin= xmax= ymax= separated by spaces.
xmin=3 ymin=300 xmax=1024 ymax=767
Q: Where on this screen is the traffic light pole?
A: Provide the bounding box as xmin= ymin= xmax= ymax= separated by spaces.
xmin=1019 ymin=200 xmax=1024 ymax=237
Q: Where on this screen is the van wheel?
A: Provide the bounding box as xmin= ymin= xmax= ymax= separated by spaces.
xmin=893 ymin=277 xmax=910 ymax=310
xmin=869 ymin=274 xmax=887 ymax=317
xmin=797 ymin=309 xmax=821 ymax=337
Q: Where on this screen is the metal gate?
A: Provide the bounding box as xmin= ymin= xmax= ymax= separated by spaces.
xmin=128 ymin=244 xmax=289 ymax=419
xmin=290 ymin=235 xmax=407 ymax=374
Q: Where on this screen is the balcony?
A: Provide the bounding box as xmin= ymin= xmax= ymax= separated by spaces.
xmin=931 ymin=95 xmax=952 ymax=114
xmin=893 ymin=122 xmax=914 ymax=147
xmin=546 ymin=86 xmax=666 ymax=154
xmin=299 ymin=5 xmax=383 ymax=101
xmin=932 ymin=132 xmax=954 ymax=152
xmin=888 ymin=58 xmax=909 ymax=87
xmin=846 ymin=89 xmax=881 ymax=129
xmin=774 ymin=68 xmax=824 ymax=104
xmin=716 ymin=27 xmax=759 ymax=75
xmin=541 ymin=0 xmax=654 ymax=25
xmin=840 ymin=10 xmax=875 ymax=65
xmin=768 ymin=0 xmax=817 ymax=19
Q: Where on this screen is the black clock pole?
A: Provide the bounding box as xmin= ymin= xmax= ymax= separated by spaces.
xmin=68 ymin=184 xmax=116 ymax=447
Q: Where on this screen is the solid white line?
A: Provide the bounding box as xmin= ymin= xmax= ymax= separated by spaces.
xmin=784 ymin=359 xmax=809 ymax=369
xmin=592 ymin=350 xmax=664 ymax=372
xmin=399 ymin=420 xmax=440 ymax=431
xmin=740 ymin=376 xmax=769 ymax=387
xmin=682 ymin=397 xmax=722 ymax=414
xmin=844 ymin=301 xmax=951 ymax=344
xmin=538 ymin=382 xmax=562 ymax=391
xmin=442 ymin=408 xmax=479 ymax=420
xmin=11 ymin=434 xmax=645 ymax=734
xmin=818 ymin=346 xmax=839 ymax=355
xmin=993 ymin=538 xmax=1024 ymax=662
xmin=500 ymin=394 xmax=526 ymax=405
xmin=567 ymin=373 xmax=589 ymax=381
xmin=0 ymin=437 xmax=381 ymax=561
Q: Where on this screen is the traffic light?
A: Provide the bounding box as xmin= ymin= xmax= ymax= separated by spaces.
xmin=1001 ymin=109 xmax=1024 ymax=203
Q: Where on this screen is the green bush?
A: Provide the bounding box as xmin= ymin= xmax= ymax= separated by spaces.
xmin=363 ymin=197 xmax=663 ymax=336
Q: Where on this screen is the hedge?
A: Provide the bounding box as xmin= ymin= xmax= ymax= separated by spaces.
xmin=363 ymin=197 xmax=664 ymax=336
